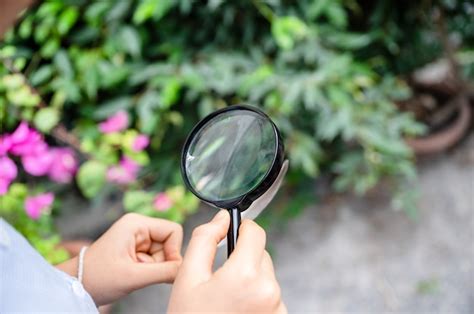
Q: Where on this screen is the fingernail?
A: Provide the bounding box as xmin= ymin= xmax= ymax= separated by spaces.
xmin=213 ymin=209 xmax=228 ymax=221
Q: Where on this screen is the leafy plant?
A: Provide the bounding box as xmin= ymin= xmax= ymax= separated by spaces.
xmin=0 ymin=0 xmax=433 ymax=261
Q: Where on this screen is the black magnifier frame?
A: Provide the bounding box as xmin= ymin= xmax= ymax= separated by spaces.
xmin=181 ymin=105 xmax=284 ymax=257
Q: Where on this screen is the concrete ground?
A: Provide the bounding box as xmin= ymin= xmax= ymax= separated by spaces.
xmin=110 ymin=136 xmax=473 ymax=313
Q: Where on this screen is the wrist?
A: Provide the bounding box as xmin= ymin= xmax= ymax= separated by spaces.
xmin=56 ymin=250 xmax=100 ymax=305
xmin=55 ymin=256 xmax=79 ymax=278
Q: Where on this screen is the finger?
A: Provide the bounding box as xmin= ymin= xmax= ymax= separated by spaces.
xmin=136 ymin=252 xmax=155 ymax=263
xmin=260 ymin=252 xmax=284 ymax=313
xmin=148 ymin=242 xmax=166 ymax=262
xmin=125 ymin=214 xmax=183 ymax=261
xmin=260 ymin=251 xmax=277 ymax=280
xmin=180 ymin=210 xmax=229 ymax=284
xmin=151 ymin=249 xmax=165 ymax=263
xmin=160 ymin=222 xmax=183 ymax=262
xmin=228 ymin=219 xmax=266 ymax=270
xmin=276 ymin=302 xmax=288 ymax=314
xmin=144 ymin=218 xmax=183 ymax=261
xmin=130 ymin=260 xmax=182 ymax=288
xmin=149 ymin=241 xmax=163 ymax=254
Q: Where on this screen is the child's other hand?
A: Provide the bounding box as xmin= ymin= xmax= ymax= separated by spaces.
xmin=58 ymin=213 xmax=183 ymax=305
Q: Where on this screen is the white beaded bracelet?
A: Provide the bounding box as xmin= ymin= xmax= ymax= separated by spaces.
xmin=77 ymin=246 xmax=88 ymax=284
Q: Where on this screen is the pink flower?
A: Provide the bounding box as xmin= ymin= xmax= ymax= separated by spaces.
xmin=106 ymin=157 xmax=140 ymax=184
xmin=153 ymin=192 xmax=173 ymax=212
xmin=24 ymin=192 xmax=54 ymax=220
xmin=121 ymin=156 xmax=140 ymax=174
xmin=0 ymin=135 xmax=12 ymax=156
xmin=21 ymin=142 xmax=53 ymax=176
xmin=132 ymin=134 xmax=150 ymax=152
xmin=1 ymin=122 xmax=78 ymax=183
xmin=48 ymin=148 xmax=78 ymax=183
xmin=0 ymin=156 xmax=17 ymax=195
xmin=9 ymin=122 xmax=45 ymax=156
xmin=99 ymin=111 xmax=129 ymax=134
xmin=106 ymin=167 xmax=134 ymax=184
xmin=10 ymin=121 xmax=29 ymax=142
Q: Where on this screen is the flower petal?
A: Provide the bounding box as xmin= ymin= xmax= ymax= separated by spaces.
xmin=99 ymin=111 xmax=129 ymax=133
xmin=48 ymin=148 xmax=78 ymax=183
xmin=153 ymin=192 xmax=173 ymax=211
xmin=132 ymin=134 xmax=150 ymax=152
xmin=22 ymin=150 xmax=53 ymax=176
xmin=25 ymin=192 xmax=54 ymax=220
xmin=0 ymin=156 xmax=18 ymax=180
xmin=0 ymin=135 xmax=12 ymax=156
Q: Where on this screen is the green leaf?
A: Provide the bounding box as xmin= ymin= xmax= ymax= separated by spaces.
xmin=160 ymin=78 xmax=181 ymax=108
xmin=34 ymin=107 xmax=60 ymax=133
xmin=307 ymin=0 xmax=330 ymax=20
xmin=272 ymin=16 xmax=308 ymax=50
xmin=9 ymin=183 xmax=27 ymax=198
xmin=133 ymin=0 xmax=157 ymax=24
xmin=77 ymin=161 xmax=107 ymax=198
xmin=106 ymin=1 xmax=132 ymax=22
xmin=34 ymin=21 xmax=51 ymax=43
xmin=37 ymin=2 xmax=62 ymax=18
xmin=123 ymin=190 xmax=154 ymax=212
xmin=133 ymin=0 xmax=175 ymax=24
xmin=19 ymin=16 xmax=33 ymax=38
xmin=358 ymin=127 xmax=411 ymax=156
xmin=85 ymin=2 xmax=110 ymax=24
xmin=40 ymin=38 xmax=60 ymax=58
xmin=239 ymin=65 xmax=273 ymax=95
xmin=6 ymin=85 xmax=40 ymax=107
xmin=98 ymin=62 xmax=130 ymax=88
xmin=2 ymin=74 xmax=23 ymax=89
xmin=325 ymin=3 xmax=347 ymax=28
xmin=303 ymin=87 xmax=325 ymax=110
xmin=30 ymin=65 xmax=54 ymax=86
xmin=83 ymin=67 xmax=99 ymax=100
xmin=137 ymin=90 xmax=160 ymax=134
xmin=53 ymin=50 xmax=74 ymax=78
xmin=167 ymin=111 xmax=183 ymax=126
xmin=57 ymin=7 xmax=79 ymax=35
xmin=128 ymin=63 xmax=173 ymax=86
xmin=324 ymin=32 xmax=372 ymax=50
xmin=94 ymin=97 xmax=133 ymax=119
xmin=125 ymin=151 xmax=150 ymax=166
xmin=119 ymin=26 xmax=141 ymax=58
xmin=327 ymin=85 xmax=352 ymax=107
xmin=288 ymin=132 xmax=321 ymax=177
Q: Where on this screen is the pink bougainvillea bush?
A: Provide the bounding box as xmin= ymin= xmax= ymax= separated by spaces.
xmin=0 ymin=104 xmax=198 ymax=262
xmin=1 ymin=122 xmax=78 ymax=191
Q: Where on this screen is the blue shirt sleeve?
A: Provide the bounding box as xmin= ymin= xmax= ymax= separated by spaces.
xmin=0 ymin=219 xmax=98 ymax=313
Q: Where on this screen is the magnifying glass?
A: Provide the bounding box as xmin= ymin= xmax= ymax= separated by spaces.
xmin=181 ymin=105 xmax=287 ymax=257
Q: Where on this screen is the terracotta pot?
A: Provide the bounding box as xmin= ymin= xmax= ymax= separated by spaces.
xmin=406 ymin=96 xmax=471 ymax=154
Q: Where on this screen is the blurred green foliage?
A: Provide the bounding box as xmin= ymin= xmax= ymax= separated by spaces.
xmin=0 ymin=183 xmax=69 ymax=264
xmin=2 ymin=0 xmax=470 ymax=260
xmin=353 ymin=0 xmax=474 ymax=76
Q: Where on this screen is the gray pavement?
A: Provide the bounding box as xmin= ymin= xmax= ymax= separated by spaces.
xmin=113 ymin=135 xmax=473 ymax=313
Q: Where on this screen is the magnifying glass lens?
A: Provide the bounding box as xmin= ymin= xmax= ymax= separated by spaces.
xmin=185 ymin=110 xmax=276 ymax=201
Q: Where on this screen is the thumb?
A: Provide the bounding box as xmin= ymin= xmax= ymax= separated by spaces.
xmin=130 ymin=260 xmax=181 ymax=288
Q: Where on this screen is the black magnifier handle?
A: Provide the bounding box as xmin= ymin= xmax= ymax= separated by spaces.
xmin=227 ymin=207 xmax=241 ymax=257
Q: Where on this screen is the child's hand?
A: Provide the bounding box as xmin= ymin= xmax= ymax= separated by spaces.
xmin=57 ymin=213 xmax=183 ymax=306
xmin=168 ymin=210 xmax=286 ymax=313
